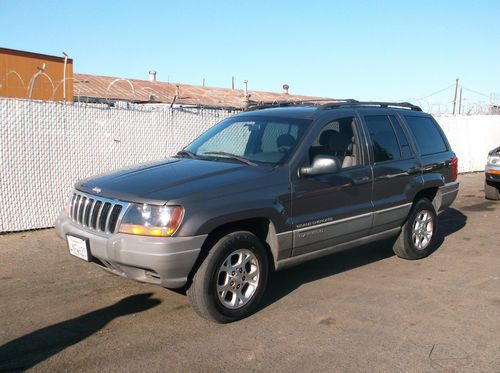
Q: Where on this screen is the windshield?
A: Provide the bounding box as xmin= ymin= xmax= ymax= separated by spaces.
xmin=183 ymin=116 xmax=312 ymax=166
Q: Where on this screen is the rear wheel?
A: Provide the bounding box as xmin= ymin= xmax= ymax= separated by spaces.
xmin=393 ymin=198 xmax=437 ymax=260
xmin=187 ymin=231 xmax=269 ymax=323
xmin=484 ymin=180 xmax=500 ymax=200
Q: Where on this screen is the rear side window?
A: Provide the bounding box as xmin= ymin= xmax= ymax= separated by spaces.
xmin=404 ymin=116 xmax=448 ymax=155
xmin=364 ymin=115 xmax=401 ymax=163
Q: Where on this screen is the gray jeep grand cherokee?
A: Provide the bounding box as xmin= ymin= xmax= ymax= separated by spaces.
xmin=56 ymin=100 xmax=459 ymax=323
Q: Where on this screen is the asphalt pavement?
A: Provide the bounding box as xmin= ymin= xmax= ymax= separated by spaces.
xmin=0 ymin=172 xmax=499 ymax=372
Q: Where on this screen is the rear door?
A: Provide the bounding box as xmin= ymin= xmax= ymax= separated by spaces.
xmin=401 ymin=114 xmax=455 ymax=183
xmin=359 ymin=111 xmax=421 ymax=234
xmin=290 ymin=112 xmax=373 ymax=257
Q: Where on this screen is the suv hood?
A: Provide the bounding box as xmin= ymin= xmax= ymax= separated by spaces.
xmin=76 ymin=158 xmax=272 ymax=203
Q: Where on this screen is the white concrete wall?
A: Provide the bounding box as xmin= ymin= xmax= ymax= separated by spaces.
xmin=435 ymin=115 xmax=500 ymax=173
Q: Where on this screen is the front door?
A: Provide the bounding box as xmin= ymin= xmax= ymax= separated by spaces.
xmin=291 ymin=114 xmax=373 ymax=257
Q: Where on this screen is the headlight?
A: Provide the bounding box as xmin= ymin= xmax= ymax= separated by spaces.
xmin=119 ymin=204 xmax=184 ymax=237
xmin=487 ymin=155 xmax=500 ymax=165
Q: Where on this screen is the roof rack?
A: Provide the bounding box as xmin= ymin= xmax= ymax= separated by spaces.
xmin=245 ymin=100 xmax=322 ymax=111
xmin=245 ymin=99 xmax=423 ymax=112
xmin=319 ymin=100 xmax=422 ymax=111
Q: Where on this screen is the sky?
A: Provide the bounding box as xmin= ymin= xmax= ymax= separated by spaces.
xmin=1 ymin=0 xmax=499 ymax=110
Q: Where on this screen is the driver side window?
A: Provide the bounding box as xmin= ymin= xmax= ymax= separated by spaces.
xmin=308 ymin=116 xmax=359 ymax=168
xmin=261 ymin=122 xmax=298 ymax=153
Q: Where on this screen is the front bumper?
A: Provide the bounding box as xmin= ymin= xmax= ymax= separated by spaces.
xmin=55 ymin=212 xmax=207 ymax=288
xmin=485 ymin=165 xmax=500 ymax=184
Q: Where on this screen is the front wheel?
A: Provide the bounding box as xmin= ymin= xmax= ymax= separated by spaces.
xmin=393 ymin=198 xmax=437 ymax=260
xmin=187 ymin=231 xmax=269 ymax=323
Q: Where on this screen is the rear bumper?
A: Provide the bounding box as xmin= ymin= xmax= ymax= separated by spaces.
xmin=438 ymin=181 xmax=459 ymax=211
xmin=55 ymin=212 xmax=207 ymax=288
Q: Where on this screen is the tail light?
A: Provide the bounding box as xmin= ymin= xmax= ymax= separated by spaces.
xmin=451 ymin=156 xmax=458 ymax=181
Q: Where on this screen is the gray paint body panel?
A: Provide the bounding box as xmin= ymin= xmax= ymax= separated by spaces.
xmin=289 ymin=110 xmax=374 ymax=257
xmin=276 ymin=227 xmax=401 ymax=270
xmin=56 ymin=106 xmax=460 ymax=289
xmin=293 ymin=213 xmax=372 ymax=256
xmin=371 ymin=203 xmax=412 ymax=234
xmin=55 ymin=212 xmax=206 ymax=288
xmin=276 ymin=231 xmax=293 ymax=260
xmin=437 ymin=181 xmax=459 ymax=212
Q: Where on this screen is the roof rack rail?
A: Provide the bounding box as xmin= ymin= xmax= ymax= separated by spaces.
xmin=319 ymin=100 xmax=422 ymax=111
xmin=245 ymin=100 xmax=321 ymax=111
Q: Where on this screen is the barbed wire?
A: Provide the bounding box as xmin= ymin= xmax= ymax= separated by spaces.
xmin=1 ymin=70 xmax=499 ymax=115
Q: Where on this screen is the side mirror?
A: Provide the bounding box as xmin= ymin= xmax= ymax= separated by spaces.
xmin=300 ymin=155 xmax=341 ymax=177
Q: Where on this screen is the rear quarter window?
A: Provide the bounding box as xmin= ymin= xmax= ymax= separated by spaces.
xmin=404 ymin=116 xmax=448 ymax=155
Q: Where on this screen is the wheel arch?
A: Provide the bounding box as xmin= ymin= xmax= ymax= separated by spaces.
xmin=202 ymin=216 xmax=279 ymax=266
xmin=184 ymin=216 xmax=281 ymax=291
xmin=413 ymin=187 xmax=439 ymax=209
xmin=412 ymin=173 xmax=445 ymax=211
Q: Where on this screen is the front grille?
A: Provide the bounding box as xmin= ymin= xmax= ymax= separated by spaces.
xmin=70 ymin=191 xmax=129 ymax=234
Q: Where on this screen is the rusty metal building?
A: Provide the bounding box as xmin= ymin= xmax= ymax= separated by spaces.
xmin=0 ymin=48 xmax=73 ymax=101
xmin=1 ymin=48 xmax=332 ymax=108
xmin=73 ymin=73 xmax=330 ymax=109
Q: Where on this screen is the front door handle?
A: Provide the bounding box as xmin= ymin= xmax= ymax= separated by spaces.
xmin=353 ymin=176 xmax=371 ymax=185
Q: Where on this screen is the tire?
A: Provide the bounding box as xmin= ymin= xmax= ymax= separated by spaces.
xmin=187 ymin=231 xmax=269 ymax=323
xmin=484 ymin=180 xmax=500 ymax=200
xmin=393 ymin=198 xmax=437 ymax=260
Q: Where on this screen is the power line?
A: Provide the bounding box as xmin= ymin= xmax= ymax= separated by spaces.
xmin=460 ymin=86 xmax=491 ymax=99
xmin=408 ymin=83 xmax=493 ymax=103
xmin=407 ymin=84 xmax=455 ymax=101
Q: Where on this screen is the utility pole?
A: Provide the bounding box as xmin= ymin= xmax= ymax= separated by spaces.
xmin=458 ymin=87 xmax=463 ymax=115
xmin=231 ymin=76 xmax=235 ymax=90
xmin=452 ymin=78 xmax=459 ymax=115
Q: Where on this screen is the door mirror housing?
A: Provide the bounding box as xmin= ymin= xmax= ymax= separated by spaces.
xmin=300 ymin=155 xmax=341 ymax=177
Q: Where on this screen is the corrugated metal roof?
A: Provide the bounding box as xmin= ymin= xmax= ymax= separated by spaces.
xmin=73 ymin=73 xmax=332 ymax=109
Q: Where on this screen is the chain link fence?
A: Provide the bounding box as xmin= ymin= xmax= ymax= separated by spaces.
xmin=1 ymin=97 xmax=499 ymax=233
xmin=0 ymin=97 xmax=236 ymax=232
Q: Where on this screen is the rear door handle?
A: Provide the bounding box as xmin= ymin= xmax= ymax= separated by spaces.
xmin=407 ymin=167 xmax=422 ymax=174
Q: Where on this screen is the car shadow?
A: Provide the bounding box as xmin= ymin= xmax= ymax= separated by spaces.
xmin=433 ymin=207 xmax=468 ymax=248
xmin=260 ymin=207 xmax=467 ymax=311
xmin=0 ymin=293 xmax=161 ymax=372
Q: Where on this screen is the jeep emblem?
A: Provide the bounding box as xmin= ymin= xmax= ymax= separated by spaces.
xmin=92 ymin=187 xmax=102 ymax=194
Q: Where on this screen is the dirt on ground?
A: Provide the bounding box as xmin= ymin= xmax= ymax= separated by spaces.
xmin=0 ymin=173 xmax=499 ymax=372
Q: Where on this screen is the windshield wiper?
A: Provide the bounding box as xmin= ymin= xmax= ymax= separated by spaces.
xmin=176 ymin=149 xmax=198 ymax=159
xmin=201 ymin=151 xmax=258 ymax=166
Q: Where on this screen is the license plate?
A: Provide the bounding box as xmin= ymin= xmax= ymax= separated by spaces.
xmin=67 ymin=235 xmax=91 ymax=261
